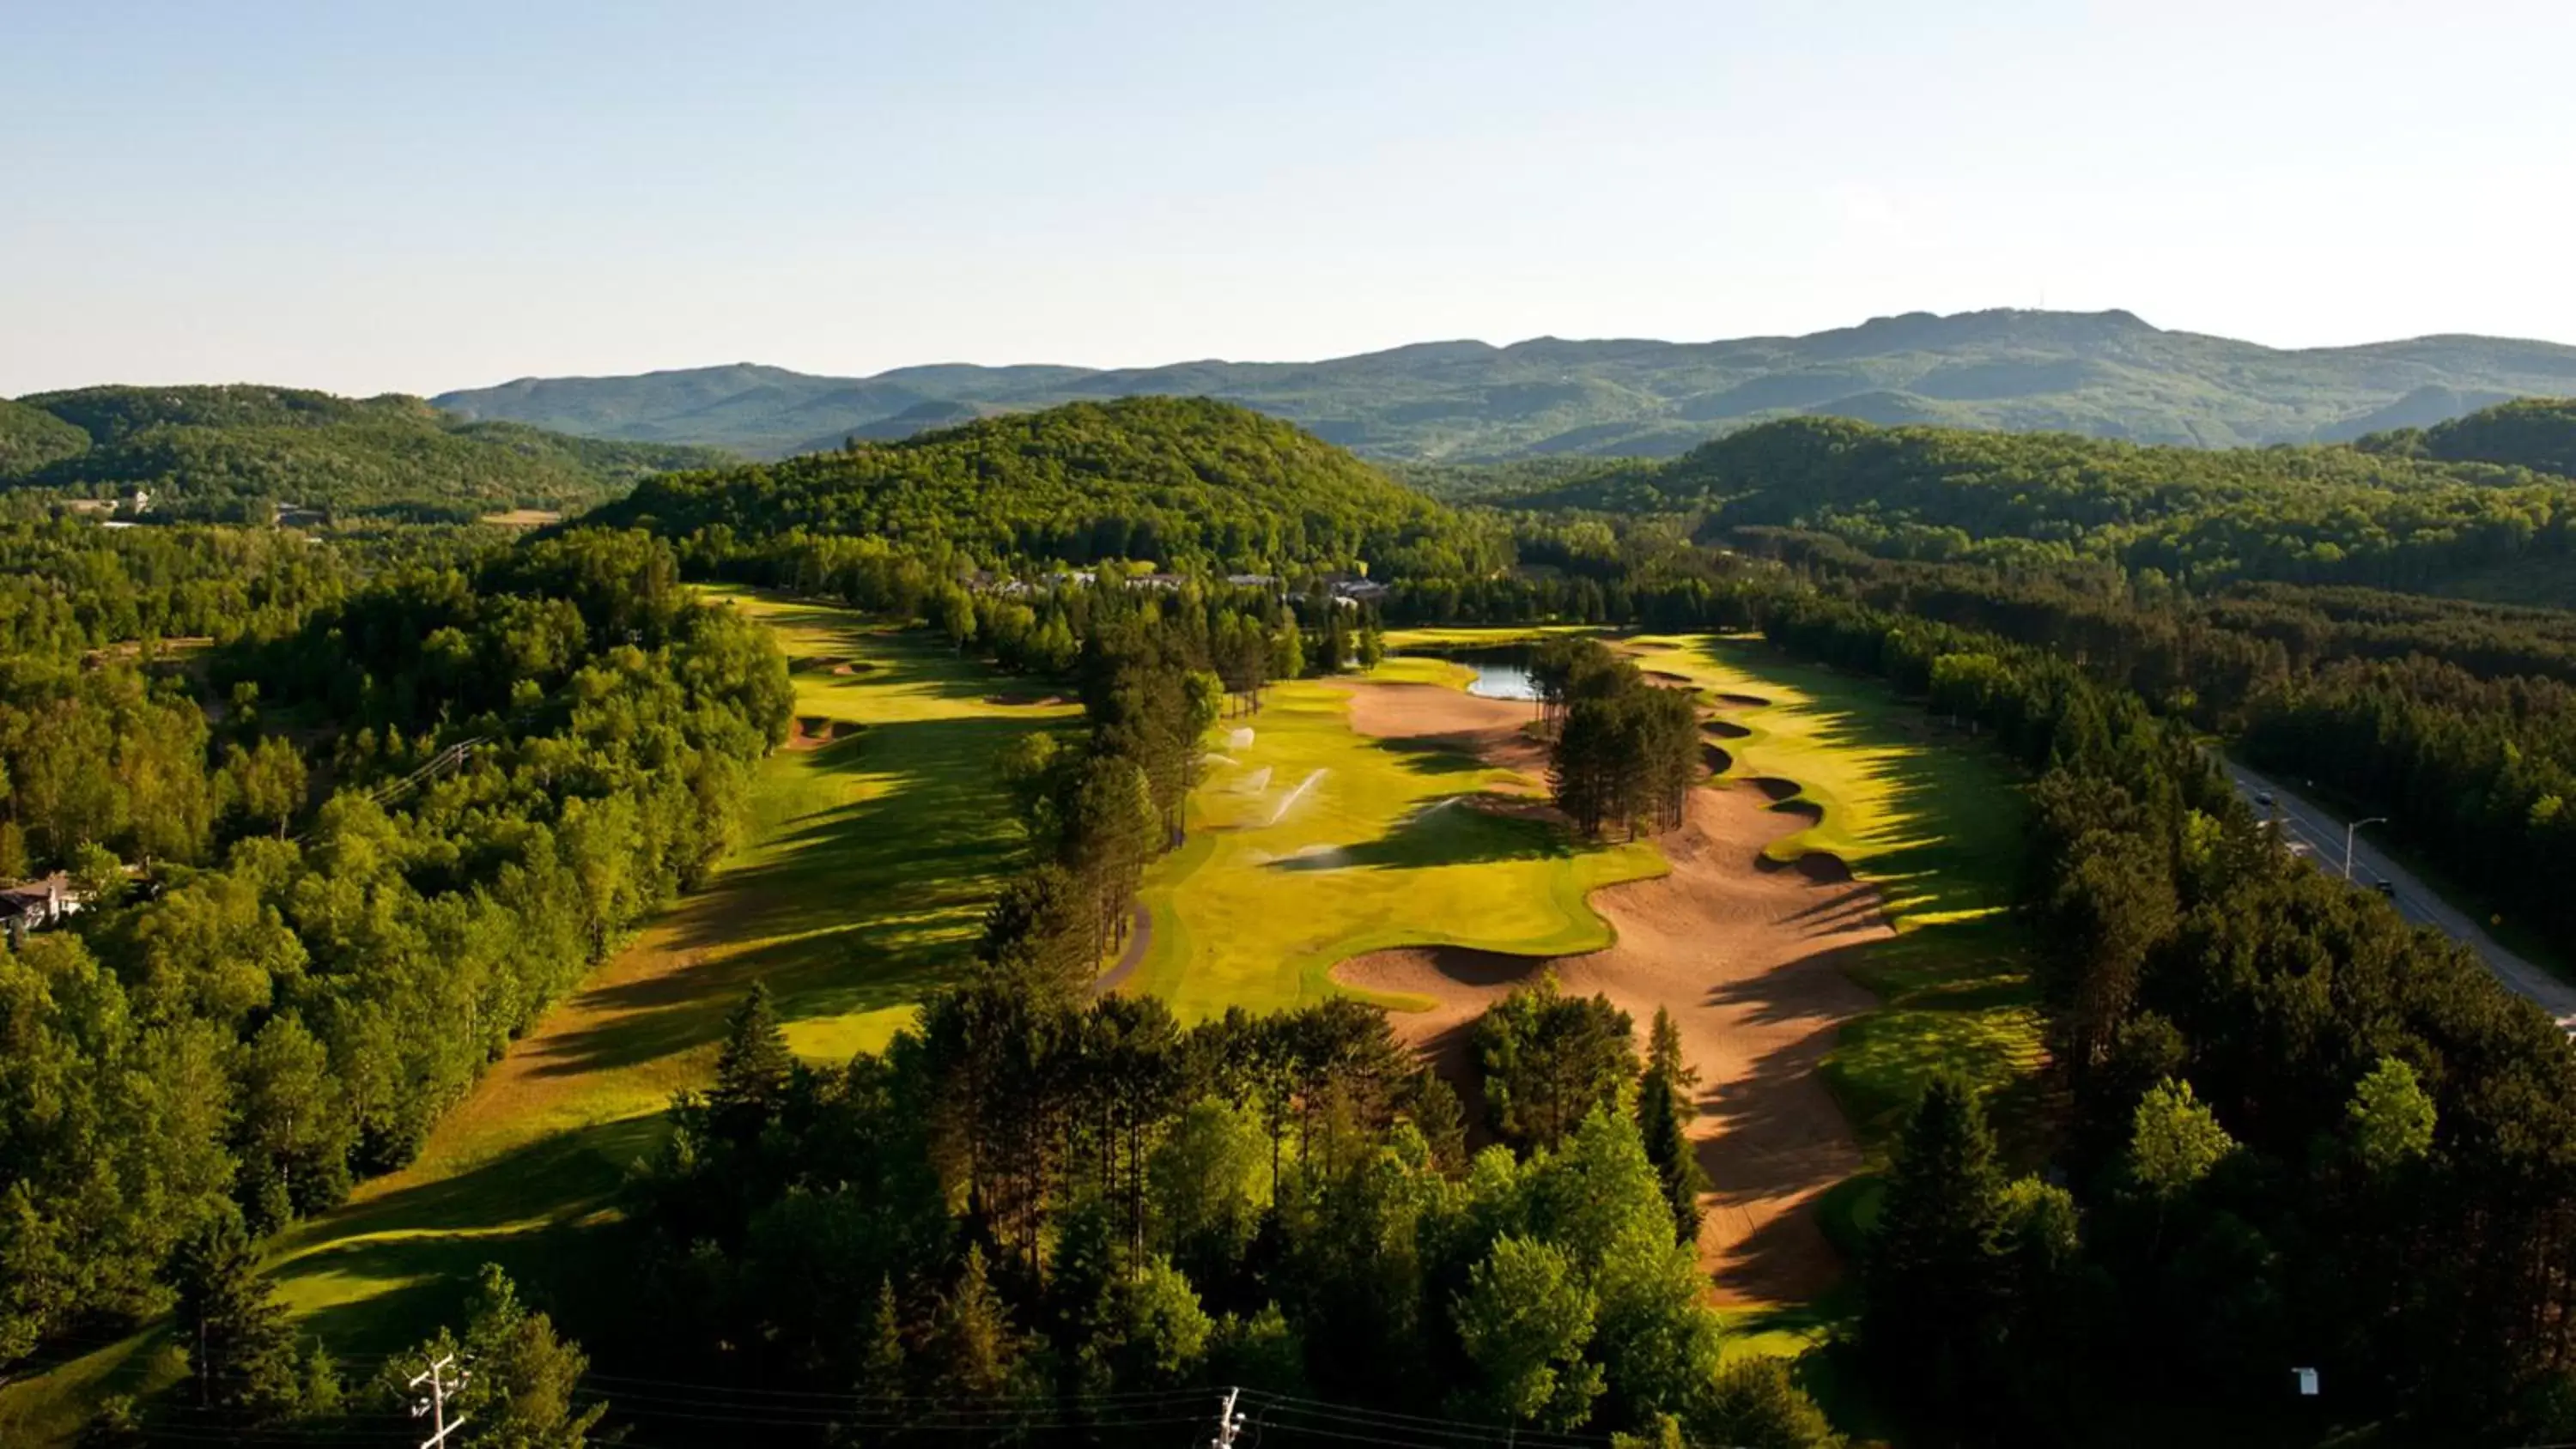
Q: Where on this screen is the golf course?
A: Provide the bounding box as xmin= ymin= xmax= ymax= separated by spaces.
xmin=0 ymin=602 xmax=2041 ymax=1442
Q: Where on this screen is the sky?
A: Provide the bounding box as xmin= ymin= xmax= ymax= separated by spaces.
xmin=6 ymin=0 xmax=2574 ymax=397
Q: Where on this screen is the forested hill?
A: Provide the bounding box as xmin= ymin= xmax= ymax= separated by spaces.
xmin=1509 ymin=411 xmax=2576 ymax=600
xmin=583 ymin=395 xmax=1505 ymax=577
xmin=434 ymin=309 xmax=2576 ymax=460
xmin=2360 ymin=396 xmax=2576 ymax=476
xmin=1 ymin=384 xmax=733 ymax=522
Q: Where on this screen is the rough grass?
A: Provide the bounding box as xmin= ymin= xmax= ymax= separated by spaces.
xmin=1625 ymin=634 xmax=2039 ymax=1141
xmin=1133 ymin=664 xmax=1664 ymax=1021
xmin=0 ymin=589 xmax=1072 ymax=1440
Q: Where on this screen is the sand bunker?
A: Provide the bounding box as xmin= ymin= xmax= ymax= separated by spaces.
xmin=1716 ymin=692 xmax=1771 ymax=709
xmin=1328 ymin=676 xmax=1886 ymax=1305
xmin=1704 ymin=719 xmax=1752 ymax=740
xmin=1331 ymin=680 xmax=1549 ymax=779
xmin=785 ymin=716 xmax=858 ymax=751
xmin=1229 ymin=727 xmax=1256 ymax=749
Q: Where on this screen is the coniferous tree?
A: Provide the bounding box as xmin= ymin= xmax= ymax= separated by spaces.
xmin=1635 ymin=1009 xmax=1709 ymax=1244
xmin=168 ymin=1205 xmax=303 ymax=1424
xmin=708 ymin=982 xmax=794 ymax=1147
xmin=858 ymin=1275 xmax=909 ymax=1402
xmin=1862 ymin=1076 xmax=2005 ymax=1420
xmin=928 ymin=1246 xmax=1023 ymax=1398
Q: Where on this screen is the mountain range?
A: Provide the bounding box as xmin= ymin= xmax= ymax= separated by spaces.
xmin=431 ymin=308 xmax=2576 ymax=463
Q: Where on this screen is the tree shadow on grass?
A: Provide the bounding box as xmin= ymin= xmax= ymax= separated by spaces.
xmin=1364 ymin=733 xmax=1504 ymax=776
xmin=520 ymin=709 xmax=1048 ymax=1082
xmin=268 ymin=1114 xmax=666 ymax=1354
xmin=1680 ymin=636 xmax=2031 ymax=931
xmin=1267 ymin=797 xmax=1577 ymax=873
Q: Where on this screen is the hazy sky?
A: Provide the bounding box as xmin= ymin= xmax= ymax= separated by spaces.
xmin=8 ymin=0 xmax=2573 ymax=397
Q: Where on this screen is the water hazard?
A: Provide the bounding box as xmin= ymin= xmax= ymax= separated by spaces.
xmin=1418 ymin=645 xmax=1540 ymax=701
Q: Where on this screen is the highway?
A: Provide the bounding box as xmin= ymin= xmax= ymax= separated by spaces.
xmin=2221 ymin=758 xmax=2576 ymax=1027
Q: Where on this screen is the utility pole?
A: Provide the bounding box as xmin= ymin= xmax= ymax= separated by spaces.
xmin=410 ymin=1353 xmax=471 ymax=1449
xmin=2344 ymin=816 xmax=2388 ymax=881
xmin=1208 ymin=1385 xmax=1245 ymax=1449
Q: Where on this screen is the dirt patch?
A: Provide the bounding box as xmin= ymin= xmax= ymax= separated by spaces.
xmin=1329 ymin=686 xmax=1890 ymax=1307
xmin=1716 ymin=692 xmax=1771 ymax=709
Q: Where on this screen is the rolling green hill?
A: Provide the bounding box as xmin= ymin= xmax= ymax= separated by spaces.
xmin=434 ymin=309 xmax=2576 ymax=462
xmin=584 ymin=395 xmax=1502 ymax=576
xmin=1510 ymin=409 xmax=2576 ymax=601
xmin=0 ymin=399 xmax=90 ymax=476
xmin=4 ymin=385 xmax=734 ymax=522
xmin=2360 ymin=397 xmax=2576 ymax=477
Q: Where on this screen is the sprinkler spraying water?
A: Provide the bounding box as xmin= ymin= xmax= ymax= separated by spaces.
xmin=1269 ymin=768 xmax=1327 ymax=826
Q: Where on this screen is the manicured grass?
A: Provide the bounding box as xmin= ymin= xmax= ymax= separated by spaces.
xmin=255 ymin=591 xmax=1067 ymax=1359
xmin=1381 ymin=624 xmax=1598 ymax=649
xmin=1133 ymin=670 xmax=1664 ymax=1022
xmin=1622 ymin=635 xmax=2043 ymax=1148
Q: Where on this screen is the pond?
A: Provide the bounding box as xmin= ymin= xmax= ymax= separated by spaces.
xmin=1413 ymin=645 xmax=1538 ymax=701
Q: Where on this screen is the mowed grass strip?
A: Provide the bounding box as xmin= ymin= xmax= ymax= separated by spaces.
xmin=254 ymin=589 xmax=1072 ymax=1350
xmin=1621 ymin=634 xmax=2042 ymax=1143
xmin=1133 ymin=669 xmax=1663 ymax=1022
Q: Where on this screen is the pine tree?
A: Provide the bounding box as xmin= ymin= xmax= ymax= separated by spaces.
xmin=858 ymin=1276 xmax=908 ymax=1402
xmin=1635 ymin=1009 xmax=1710 ymax=1244
xmin=708 ymin=982 xmax=793 ymax=1144
xmin=169 ymin=1205 xmax=302 ymax=1424
xmin=930 ymin=1246 xmax=1022 ymax=1398
xmin=1863 ymin=1075 xmax=2005 ymax=1416
xmin=1404 ymin=1069 xmax=1469 ymax=1176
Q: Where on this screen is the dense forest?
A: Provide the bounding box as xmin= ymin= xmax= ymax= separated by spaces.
xmin=2360 ymin=397 xmax=2576 ymax=476
xmin=0 ymin=529 xmax=789 ymax=1387
xmin=1501 ymin=411 xmax=2576 ymax=598
xmin=0 ymin=385 xmax=732 ymax=523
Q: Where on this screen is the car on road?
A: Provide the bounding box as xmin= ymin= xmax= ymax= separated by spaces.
xmin=2255 ymin=791 xmax=2275 ymax=809
xmin=2373 ymin=879 xmax=2397 ymax=900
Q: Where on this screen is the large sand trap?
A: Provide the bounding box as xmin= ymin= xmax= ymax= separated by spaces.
xmin=1333 ymin=680 xmax=1551 ymax=783
xmin=1328 ymin=678 xmax=1886 ymax=1305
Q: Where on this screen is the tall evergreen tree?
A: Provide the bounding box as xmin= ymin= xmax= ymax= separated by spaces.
xmin=168 ymin=1205 xmax=302 ymax=1424
xmin=708 ymin=982 xmax=794 ymax=1146
xmin=1635 ymin=1009 xmax=1709 ymax=1245
xmin=1862 ymin=1075 xmax=2005 ymax=1420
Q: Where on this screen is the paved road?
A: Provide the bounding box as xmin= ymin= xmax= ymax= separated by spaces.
xmin=2222 ymin=758 xmax=2576 ymax=1027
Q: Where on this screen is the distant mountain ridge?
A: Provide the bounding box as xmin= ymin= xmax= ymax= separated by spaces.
xmin=432 ymin=309 xmax=2576 ymax=462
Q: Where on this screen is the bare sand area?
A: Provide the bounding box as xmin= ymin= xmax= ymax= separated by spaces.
xmin=1327 ymin=679 xmax=1886 ymax=1305
xmin=1335 ymin=679 xmax=1552 ymax=783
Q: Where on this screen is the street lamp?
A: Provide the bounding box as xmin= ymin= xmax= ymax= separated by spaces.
xmin=2344 ymin=817 xmax=2388 ymax=881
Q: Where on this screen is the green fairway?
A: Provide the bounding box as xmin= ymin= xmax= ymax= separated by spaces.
xmin=1131 ymin=664 xmax=1663 ymax=1021
xmin=229 ymin=594 xmax=1065 ymax=1352
xmin=1625 ymin=634 xmax=2041 ymax=1146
